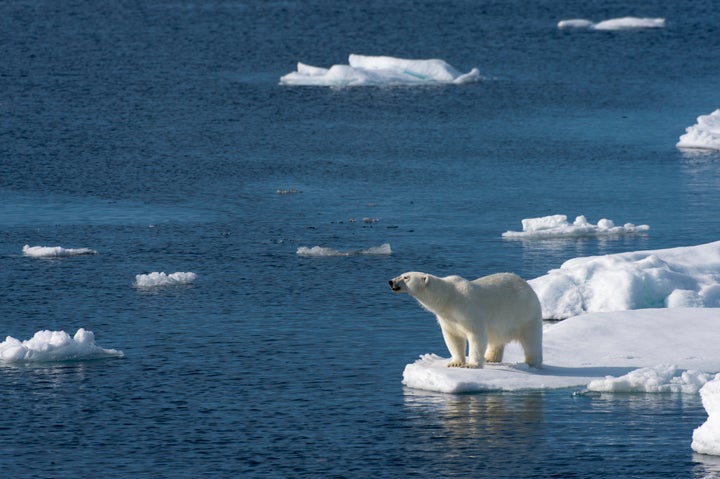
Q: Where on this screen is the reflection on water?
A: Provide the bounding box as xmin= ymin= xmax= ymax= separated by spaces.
xmin=693 ymin=453 xmax=720 ymax=479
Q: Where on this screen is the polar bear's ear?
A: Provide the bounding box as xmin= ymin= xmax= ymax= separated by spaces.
xmin=422 ymin=275 xmax=429 ymax=285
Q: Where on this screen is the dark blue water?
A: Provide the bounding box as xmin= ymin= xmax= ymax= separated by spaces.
xmin=2 ymin=0 xmax=720 ymax=477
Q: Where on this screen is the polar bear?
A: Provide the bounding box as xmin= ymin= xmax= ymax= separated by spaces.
xmin=389 ymin=272 xmax=542 ymax=369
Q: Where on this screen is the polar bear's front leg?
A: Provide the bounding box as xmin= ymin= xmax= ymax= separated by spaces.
xmin=465 ymin=333 xmax=487 ymax=368
xmin=440 ymin=325 xmax=467 ymax=368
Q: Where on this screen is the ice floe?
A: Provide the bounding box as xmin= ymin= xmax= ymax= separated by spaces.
xmin=134 ymin=271 xmax=197 ymax=288
xmin=558 ymin=17 xmax=665 ymax=30
xmin=677 ymin=109 xmax=720 ymax=151
xmin=502 ymin=214 xmax=649 ymax=240
xmin=296 ymin=243 xmax=392 ymax=257
xmin=279 ymin=54 xmax=481 ymax=87
xmin=23 ymin=244 xmax=97 ymax=257
xmin=402 ymin=308 xmax=720 ymax=393
xmin=529 ymin=241 xmax=720 ymax=319
xmin=693 ymin=377 xmax=720 ymax=456
xmin=0 ymin=329 xmax=123 ymax=363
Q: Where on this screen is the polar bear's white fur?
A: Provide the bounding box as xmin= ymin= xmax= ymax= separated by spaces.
xmin=389 ymin=272 xmax=542 ymax=369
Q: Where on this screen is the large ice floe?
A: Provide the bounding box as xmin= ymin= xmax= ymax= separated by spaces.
xmin=677 ymin=109 xmax=720 ymax=151
xmin=502 ymin=214 xmax=649 ymax=240
xmin=530 ymin=241 xmax=720 ymax=319
xmin=0 ymin=329 xmax=123 ymax=363
xmin=558 ymin=17 xmax=665 ymax=31
xmin=134 ymin=271 xmax=197 ymax=288
xmin=297 ymin=243 xmax=392 ymax=257
xmin=23 ymin=244 xmax=97 ymax=257
xmin=402 ymin=308 xmax=720 ymax=394
xmin=279 ymin=54 xmax=481 ymax=87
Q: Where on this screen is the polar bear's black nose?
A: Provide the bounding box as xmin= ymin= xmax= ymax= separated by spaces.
xmin=388 ymin=280 xmax=394 ymax=288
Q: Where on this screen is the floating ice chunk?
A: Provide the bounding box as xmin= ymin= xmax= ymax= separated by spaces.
xmin=677 ymin=109 xmax=720 ymax=151
xmin=280 ymin=54 xmax=481 ymax=87
xmin=593 ymin=17 xmax=665 ymax=30
xmin=502 ymin=214 xmax=649 ymax=240
xmin=296 ymin=243 xmax=392 ymax=257
xmin=23 ymin=244 xmax=97 ymax=257
xmin=0 ymin=328 xmax=123 ymax=363
xmin=558 ymin=17 xmax=665 ymax=31
xmin=402 ymin=308 xmax=720 ymax=393
xmin=530 ymin=241 xmax=720 ymax=319
xmin=693 ymin=376 xmax=720 ymax=456
xmin=587 ymin=365 xmax=713 ymax=394
xmin=134 ymin=271 xmax=197 ymax=288
xmin=557 ymin=19 xmax=595 ymax=29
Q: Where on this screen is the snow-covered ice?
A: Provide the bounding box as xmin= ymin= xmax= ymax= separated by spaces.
xmin=23 ymin=244 xmax=97 ymax=257
xmin=693 ymin=377 xmax=720 ymax=456
xmin=280 ymin=54 xmax=481 ymax=87
xmin=677 ymin=109 xmax=720 ymax=151
xmin=297 ymin=243 xmax=392 ymax=257
xmin=502 ymin=214 xmax=649 ymax=240
xmin=558 ymin=17 xmax=665 ymax=30
xmin=134 ymin=271 xmax=197 ymax=288
xmin=530 ymin=241 xmax=720 ymax=319
xmin=0 ymin=329 xmax=123 ymax=363
xmin=402 ymin=308 xmax=720 ymax=394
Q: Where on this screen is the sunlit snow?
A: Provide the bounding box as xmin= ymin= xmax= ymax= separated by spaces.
xmin=694 ymin=377 xmax=720 ymax=456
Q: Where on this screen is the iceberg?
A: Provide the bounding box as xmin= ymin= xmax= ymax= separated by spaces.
xmin=677 ymin=109 xmax=720 ymax=151
xmin=134 ymin=271 xmax=197 ymax=288
xmin=558 ymin=17 xmax=665 ymax=31
xmin=693 ymin=377 xmax=720 ymax=456
xmin=502 ymin=214 xmax=649 ymax=240
xmin=402 ymin=308 xmax=720 ymax=393
xmin=530 ymin=241 xmax=720 ymax=319
xmin=279 ymin=54 xmax=481 ymax=87
xmin=0 ymin=328 xmax=123 ymax=363
xmin=296 ymin=243 xmax=392 ymax=257
xmin=23 ymin=244 xmax=97 ymax=257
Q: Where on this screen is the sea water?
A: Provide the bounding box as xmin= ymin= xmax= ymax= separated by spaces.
xmin=1 ymin=0 xmax=719 ymax=477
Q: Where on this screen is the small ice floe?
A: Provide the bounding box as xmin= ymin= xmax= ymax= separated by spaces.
xmin=0 ymin=328 xmax=123 ymax=363
xmin=558 ymin=17 xmax=665 ymax=30
xmin=502 ymin=214 xmax=649 ymax=240
xmin=134 ymin=272 xmax=197 ymax=288
xmin=693 ymin=376 xmax=720 ymax=456
xmin=530 ymin=240 xmax=720 ymax=319
xmin=276 ymin=189 xmax=302 ymax=195
xmin=280 ymin=54 xmax=481 ymax=87
xmin=23 ymin=244 xmax=97 ymax=258
xmin=296 ymin=243 xmax=392 ymax=257
xmin=586 ymin=365 xmax=713 ymax=394
xmin=677 ymin=109 xmax=720 ymax=151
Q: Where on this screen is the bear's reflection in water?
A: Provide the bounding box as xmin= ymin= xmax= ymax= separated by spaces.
xmin=402 ymin=389 xmax=544 ymax=470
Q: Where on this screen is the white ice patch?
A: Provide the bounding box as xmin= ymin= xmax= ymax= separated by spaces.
xmin=558 ymin=17 xmax=665 ymax=30
xmin=296 ymin=243 xmax=392 ymax=257
xmin=530 ymin=240 xmax=720 ymax=319
xmin=502 ymin=214 xmax=649 ymax=240
xmin=23 ymin=244 xmax=97 ymax=257
xmin=279 ymin=54 xmax=481 ymax=87
xmin=677 ymin=109 xmax=720 ymax=151
xmin=693 ymin=376 xmax=720 ymax=456
xmin=0 ymin=329 xmax=123 ymax=363
xmin=134 ymin=271 xmax=197 ymax=288
xmin=402 ymin=308 xmax=720 ymax=393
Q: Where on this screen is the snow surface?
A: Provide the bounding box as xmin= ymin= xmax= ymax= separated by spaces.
xmin=134 ymin=271 xmax=197 ymax=288
xmin=529 ymin=241 xmax=720 ymax=319
xmin=502 ymin=214 xmax=649 ymax=240
xmin=279 ymin=54 xmax=481 ymax=87
xmin=693 ymin=377 xmax=720 ymax=456
xmin=0 ymin=329 xmax=123 ymax=363
xmin=402 ymin=308 xmax=720 ymax=394
xmin=23 ymin=244 xmax=97 ymax=257
xmin=677 ymin=109 xmax=720 ymax=151
xmin=558 ymin=17 xmax=665 ymax=30
xmin=297 ymin=243 xmax=392 ymax=257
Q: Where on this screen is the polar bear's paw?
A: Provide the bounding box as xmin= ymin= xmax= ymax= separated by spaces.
xmin=462 ymin=362 xmax=480 ymax=369
xmin=447 ymin=360 xmax=469 ymax=368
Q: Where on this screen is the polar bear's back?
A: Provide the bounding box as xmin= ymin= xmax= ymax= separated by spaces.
xmin=469 ymin=272 xmax=541 ymax=327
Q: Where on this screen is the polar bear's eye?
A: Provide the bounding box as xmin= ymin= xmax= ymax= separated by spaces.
xmin=402 ymin=275 xmax=409 ymax=280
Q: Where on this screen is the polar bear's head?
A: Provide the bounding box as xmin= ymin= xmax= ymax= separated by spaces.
xmin=389 ymin=272 xmax=429 ymax=294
